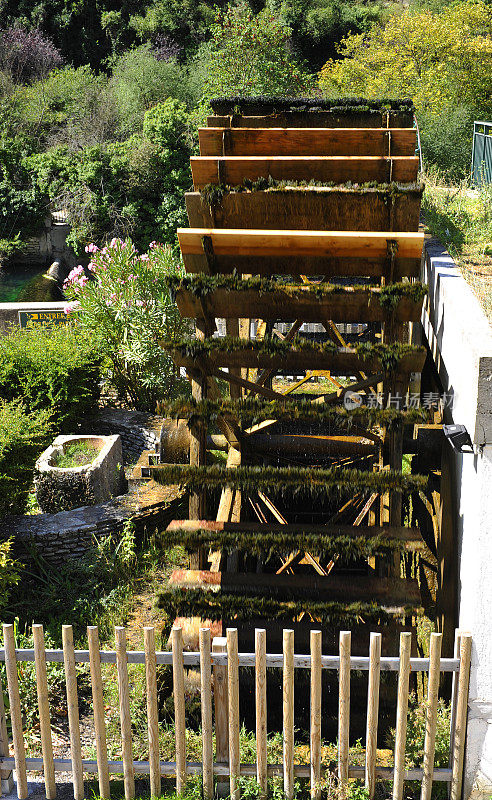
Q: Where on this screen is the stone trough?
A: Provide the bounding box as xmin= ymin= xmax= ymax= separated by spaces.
xmin=35 ymin=434 xmax=126 ymax=514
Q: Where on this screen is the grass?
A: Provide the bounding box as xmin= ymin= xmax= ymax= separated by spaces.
xmin=52 ymin=440 xmax=101 ymax=468
xmin=422 ymin=171 xmax=492 ymax=321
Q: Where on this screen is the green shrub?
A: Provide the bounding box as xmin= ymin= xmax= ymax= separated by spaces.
xmin=64 ymin=239 xmax=190 ymax=411
xmin=0 ymin=324 xmax=101 ymax=429
xmin=0 ymin=539 xmax=22 ymax=615
xmin=0 ymin=399 xmax=51 ymax=517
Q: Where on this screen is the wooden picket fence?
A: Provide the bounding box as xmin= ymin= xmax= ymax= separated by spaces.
xmin=0 ymin=624 xmax=471 ymax=800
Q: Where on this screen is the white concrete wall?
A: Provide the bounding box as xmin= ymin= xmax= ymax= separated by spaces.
xmin=422 ymin=240 xmax=492 ymax=799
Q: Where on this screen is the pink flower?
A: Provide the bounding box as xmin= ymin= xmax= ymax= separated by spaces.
xmin=140 ymin=254 xmax=149 ymax=262
xmin=64 ymin=301 xmax=80 ymax=315
xmin=136 ymin=299 xmax=145 ymax=307
xmin=149 ymin=241 xmax=158 ymax=249
xmin=85 ymin=243 xmax=99 ymax=253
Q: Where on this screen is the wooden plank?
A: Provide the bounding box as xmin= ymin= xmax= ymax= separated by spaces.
xmin=166 ymin=519 xmax=424 ymax=547
xmin=450 ymin=634 xmax=472 ymax=800
xmin=168 ymin=570 xmax=422 ymax=605
xmin=212 ymin=638 xmax=229 ymax=764
xmin=199 ymin=628 xmax=214 ymax=800
xmin=207 ymin=111 xmax=414 ymax=129
xmin=115 ymin=627 xmax=135 ymax=800
xmin=88 ymin=626 xmax=110 ymax=799
xmin=227 ymin=629 xmax=240 ymax=800
xmin=3 ymin=624 xmax=28 ymax=799
xmin=199 ymin=128 xmax=417 ymax=157
xmin=62 ymin=626 xmax=84 ymax=800
xmin=0 ymin=755 xmax=454 ymax=780
xmin=175 ymin=287 xmax=424 ymax=323
xmin=33 ymin=625 xmax=56 ymax=800
xmin=338 ymin=631 xmax=351 ymax=787
xmin=178 ymin=228 xmax=424 ymax=260
xmin=283 ymin=630 xmax=295 ymax=800
xmin=191 ymin=156 xmax=419 ymax=188
xmin=255 ymin=629 xmax=267 ymax=797
xmin=310 ymin=631 xmax=322 ymax=800
xmin=172 ymin=627 xmax=187 ymax=795
xmin=171 ymin=347 xmax=427 ymax=376
xmin=365 ymin=632 xmax=382 ymax=799
xmin=0 ymin=662 xmax=14 ymax=795
xmin=143 ymin=627 xmax=161 ymax=799
xmin=420 ymin=633 xmax=442 ymax=800
xmin=393 ymin=632 xmax=412 ymax=800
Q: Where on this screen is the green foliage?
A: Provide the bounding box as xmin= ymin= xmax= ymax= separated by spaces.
xmin=201 ymin=1 xmax=315 ymax=99
xmin=0 ymin=399 xmax=51 ymax=518
xmin=153 ymin=463 xmax=428 ymax=495
xmin=0 ymin=539 xmax=21 ymax=615
xmin=64 ymin=239 xmax=190 ymax=411
xmin=159 ymin=587 xmax=405 ymax=624
xmin=26 ymin=98 xmax=192 ymax=252
xmin=108 ymin=47 xmax=196 ymax=136
xmin=0 ymin=135 xmax=47 ymax=250
xmin=319 ymin=0 xmax=492 ymax=177
xmin=0 ymin=324 xmax=101 ymax=428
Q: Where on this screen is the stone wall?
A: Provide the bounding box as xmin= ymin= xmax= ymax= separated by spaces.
xmin=421 ymin=239 xmax=492 ymax=800
xmin=7 ymin=482 xmax=186 ymax=567
xmin=81 ymin=408 xmax=164 ymax=464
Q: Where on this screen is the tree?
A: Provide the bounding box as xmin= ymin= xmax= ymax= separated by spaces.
xmin=319 ymin=0 xmax=492 ymax=113
xmin=202 ymin=0 xmax=315 ymax=98
xmin=318 ymin=0 xmax=492 ymax=175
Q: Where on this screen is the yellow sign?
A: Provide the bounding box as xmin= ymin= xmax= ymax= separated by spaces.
xmin=18 ymin=309 xmax=68 ymax=328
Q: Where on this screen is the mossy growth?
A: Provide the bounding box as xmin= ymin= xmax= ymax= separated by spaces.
xmin=158 ymin=588 xmax=412 ymax=625
xmin=152 ymin=463 xmax=427 ymax=495
xmin=164 ymin=334 xmax=426 ymax=373
xmin=161 ymin=526 xmax=405 ymax=558
xmin=161 ymin=396 xmax=427 ymax=429
xmin=210 ymin=96 xmax=415 ymax=115
xmin=167 ymin=272 xmax=428 ymax=309
xmin=199 ymin=176 xmax=423 ymax=211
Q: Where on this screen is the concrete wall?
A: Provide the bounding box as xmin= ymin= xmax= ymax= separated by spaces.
xmin=421 ymin=240 xmax=492 ymax=800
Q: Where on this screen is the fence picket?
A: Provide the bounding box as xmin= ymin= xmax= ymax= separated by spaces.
xmin=227 ymin=628 xmax=240 ymax=800
xmin=450 ymin=633 xmax=472 ymax=800
xmin=199 ymin=629 xmax=213 ymax=800
xmin=338 ymin=630 xmax=351 ymax=787
xmin=172 ymin=626 xmax=186 ymax=794
xmin=144 ymin=628 xmax=161 ymax=799
xmin=33 ymin=625 xmax=56 ymax=799
xmin=420 ymin=632 xmax=442 ymax=800
xmin=3 ymin=624 xmax=28 ymax=799
xmin=87 ymin=626 xmax=110 ymax=799
xmin=62 ymin=626 xmax=84 ymax=800
xmin=255 ymin=629 xmax=268 ymax=797
xmin=0 ymin=667 xmax=14 ymax=796
xmin=310 ymin=631 xmax=322 ymax=800
xmin=283 ymin=629 xmax=295 ymax=800
xmin=392 ymin=632 xmax=412 ymax=800
xmin=115 ymin=627 xmax=134 ymax=800
xmin=365 ymin=632 xmax=382 ymax=799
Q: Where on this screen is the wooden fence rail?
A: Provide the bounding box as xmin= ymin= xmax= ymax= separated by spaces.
xmin=0 ymin=625 xmax=472 ymax=800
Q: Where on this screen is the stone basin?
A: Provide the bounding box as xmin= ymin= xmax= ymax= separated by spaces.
xmin=35 ymin=434 xmax=126 ymax=514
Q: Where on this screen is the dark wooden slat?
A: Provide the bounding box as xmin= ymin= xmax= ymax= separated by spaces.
xmin=199 ymin=128 xmax=417 ymax=157
xmin=175 ymin=287 xmax=424 ymax=323
xmin=207 ymin=111 xmax=415 ymax=129
xmin=191 ymin=156 xmax=419 ymax=188
xmin=168 ymin=347 xmax=427 ymax=375
xmin=168 ymin=569 xmax=422 ymax=605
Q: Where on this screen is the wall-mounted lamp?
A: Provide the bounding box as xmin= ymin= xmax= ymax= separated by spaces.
xmin=443 ymin=424 xmax=474 ymax=453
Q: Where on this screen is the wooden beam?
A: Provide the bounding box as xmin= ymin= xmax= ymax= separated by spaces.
xmin=166 ymin=520 xmax=424 ymax=548
xmin=198 ymin=128 xmax=417 ymax=157
xmin=191 ymin=156 xmax=419 ymax=189
xmin=168 ymin=570 xmax=422 ymax=605
xmin=172 ymin=348 xmax=427 ymax=376
xmin=175 ymin=287 xmax=424 ymax=323
xmin=178 ymin=229 xmax=424 ymax=260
